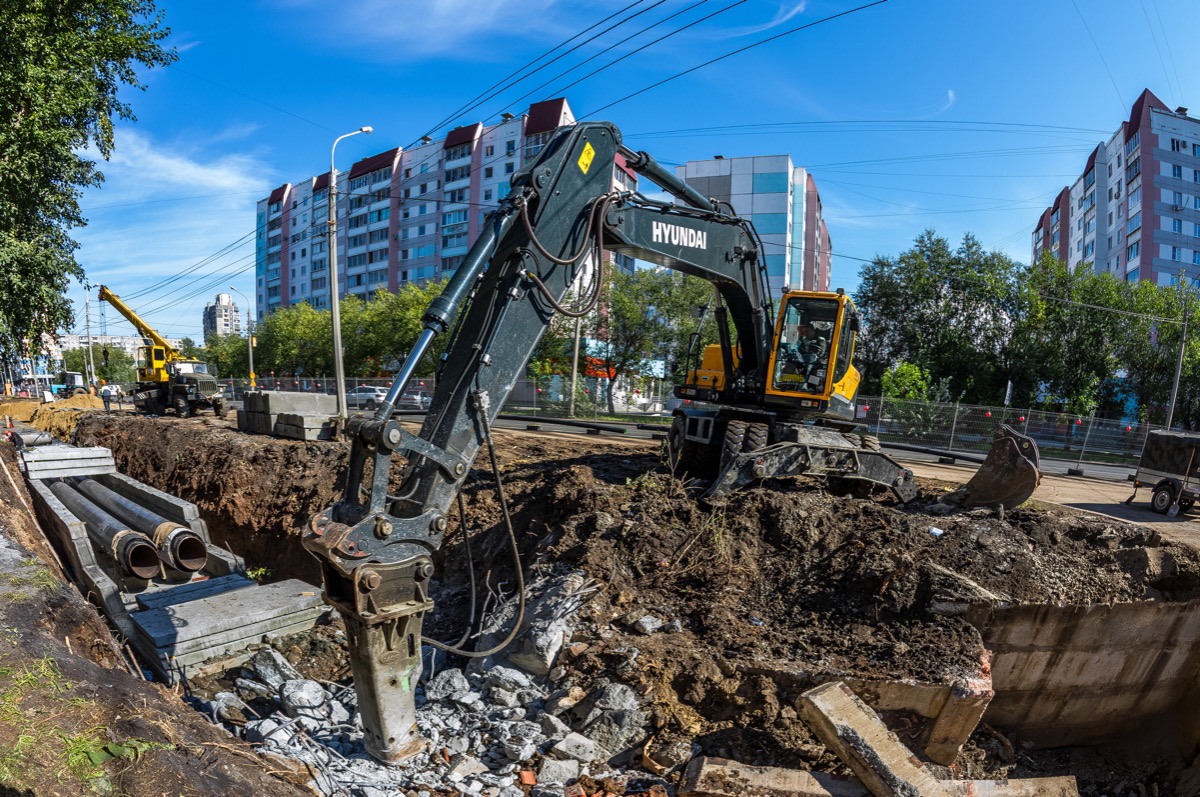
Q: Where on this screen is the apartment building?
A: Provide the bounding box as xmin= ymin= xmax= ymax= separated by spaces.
xmin=674 ymin=155 xmax=832 ymax=296
xmin=202 ymin=293 xmax=241 ymax=339
xmin=57 ymin=334 xmax=184 ymax=361
xmin=254 ymin=98 xmax=636 ymax=321
xmin=1033 ymin=89 xmax=1200 ymax=286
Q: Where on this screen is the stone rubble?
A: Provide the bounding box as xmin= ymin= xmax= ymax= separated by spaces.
xmin=191 ymin=569 xmax=665 ymax=797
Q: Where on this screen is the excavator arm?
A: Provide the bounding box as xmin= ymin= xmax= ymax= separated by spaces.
xmin=302 ymin=121 xmax=785 ymax=762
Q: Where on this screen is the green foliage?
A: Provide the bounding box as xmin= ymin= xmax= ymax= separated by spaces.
xmin=854 ymin=230 xmax=1022 ymax=404
xmin=63 ymin=344 xmax=134 ymax=385
xmin=856 ymin=232 xmax=1200 ymax=427
xmin=177 ymin=337 xmax=202 ymax=359
xmin=0 ymin=0 xmax=175 ymax=356
xmin=588 ymin=266 xmax=715 ymax=412
xmin=881 ymin=362 xmax=930 ymax=400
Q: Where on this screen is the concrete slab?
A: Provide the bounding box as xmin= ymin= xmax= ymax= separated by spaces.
xmin=134 ymin=574 xmax=255 ymax=611
xmin=678 ymin=758 xmax=1078 ymax=797
xmin=798 ymin=682 xmax=952 ymax=797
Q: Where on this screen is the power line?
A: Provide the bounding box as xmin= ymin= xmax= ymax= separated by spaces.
xmin=585 ymin=0 xmax=889 ymax=116
xmin=413 ymin=0 xmax=663 ymax=145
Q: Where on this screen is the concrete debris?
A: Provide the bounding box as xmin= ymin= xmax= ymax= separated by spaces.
xmin=278 ymin=679 xmax=328 ymax=720
xmin=549 ymin=731 xmax=598 ymax=763
xmin=798 ymin=681 xmax=953 ymax=797
xmin=425 ymin=667 xmax=471 ymax=701
xmin=250 ymin=646 xmax=302 ymax=690
xmin=678 ymin=757 xmax=1080 ymax=797
xmin=631 ymin=614 xmax=664 ymax=635
xmin=537 ymin=755 xmax=581 ymax=785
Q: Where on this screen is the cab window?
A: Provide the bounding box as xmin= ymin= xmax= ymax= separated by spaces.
xmin=772 ymin=296 xmax=837 ymax=393
xmin=832 ymin=310 xmax=855 ymax=382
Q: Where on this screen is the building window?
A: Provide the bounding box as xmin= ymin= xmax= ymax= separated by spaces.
xmin=1174 ymin=164 xmax=1184 ymax=180
xmin=1126 ymin=157 xmax=1141 ymax=183
xmin=1174 ymin=218 xmax=1184 ymax=234
xmin=485 ymin=145 xmax=494 ymax=156
xmin=1173 ymin=138 xmax=1187 ymax=152
xmin=445 ymin=165 xmax=471 ymax=183
xmin=1127 ymin=239 xmax=1140 ymax=260
xmin=484 ymin=189 xmax=493 ymax=202
xmin=506 ymin=140 xmax=516 ymax=155
xmin=1172 ymin=246 xmax=1183 ymax=261
xmin=505 ymin=161 xmax=515 ymax=175
xmin=446 ymin=143 xmax=471 ymax=161
xmin=1126 ymin=212 xmax=1142 ymax=235
xmin=484 ymin=167 xmax=493 ymax=179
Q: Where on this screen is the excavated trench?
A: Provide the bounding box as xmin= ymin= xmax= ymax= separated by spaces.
xmin=41 ymin=411 xmax=1200 ymax=791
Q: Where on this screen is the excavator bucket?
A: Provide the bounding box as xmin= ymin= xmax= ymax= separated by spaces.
xmin=944 ymin=424 xmax=1041 ymax=510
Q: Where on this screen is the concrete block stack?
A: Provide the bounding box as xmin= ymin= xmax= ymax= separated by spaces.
xmin=236 ymin=392 xmax=337 ymax=441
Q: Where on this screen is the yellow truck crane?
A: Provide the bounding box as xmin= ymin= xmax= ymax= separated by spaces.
xmin=97 ymin=286 xmax=226 ymax=418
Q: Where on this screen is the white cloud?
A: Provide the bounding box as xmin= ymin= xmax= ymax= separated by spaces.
xmin=726 ymin=1 xmax=808 ymax=38
xmin=279 ymin=0 xmax=560 ymax=57
xmin=69 ymin=129 xmax=274 ymax=339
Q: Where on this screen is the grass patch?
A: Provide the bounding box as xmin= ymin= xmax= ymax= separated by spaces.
xmin=0 ymin=560 xmax=59 ymax=594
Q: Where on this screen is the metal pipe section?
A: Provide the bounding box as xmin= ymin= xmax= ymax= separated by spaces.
xmin=71 ymin=478 xmax=207 ymax=573
xmin=620 ymin=146 xmax=715 ymax=212
xmin=48 ymin=481 xmax=161 ymax=579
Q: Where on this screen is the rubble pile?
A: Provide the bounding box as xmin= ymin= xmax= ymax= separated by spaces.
xmin=194 ymin=644 xmax=666 ymax=797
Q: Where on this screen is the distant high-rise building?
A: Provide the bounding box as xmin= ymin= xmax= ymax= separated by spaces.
xmin=1033 ymin=89 xmax=1200 ymax=286
xmin=673 ymin=155 xmax=831 ymax=296
xmin=254 ymin=98 xmax=637 ymax=322
xmin=203 ymin=293 xmax=240 ymax=339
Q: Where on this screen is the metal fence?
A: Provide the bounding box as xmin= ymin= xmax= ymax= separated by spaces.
xmin=140 ymin=375 xmax=1157 ymax=467
xmin=855 ymin=395 xmax=1153 ymax=468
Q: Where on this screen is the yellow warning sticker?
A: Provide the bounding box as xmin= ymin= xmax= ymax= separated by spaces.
xmin=578 ymin=142 xmax=595 ymax=175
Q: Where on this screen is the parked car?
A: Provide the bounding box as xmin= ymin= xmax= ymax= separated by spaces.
xmin=396 ymin=390 xmax=433 ymax=411
xmin=345 ymin=385 xmax=389 ymax=410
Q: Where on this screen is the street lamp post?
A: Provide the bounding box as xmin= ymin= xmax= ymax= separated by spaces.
xmin=228 ymin=286 xmax=255 ymax=390
xmin=329 ymin=126 xmax=373 ymax=422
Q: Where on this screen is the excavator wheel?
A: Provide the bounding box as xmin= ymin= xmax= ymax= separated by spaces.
xmin=667 ymin=415 xmax=716 ymax=480
xmin=174 ymin=395 xmax=192 ymax=419
xmin=720 ymin=421 xmax=749 ymax=471
xmin=719 ymin=421 xmax=771 ymax=472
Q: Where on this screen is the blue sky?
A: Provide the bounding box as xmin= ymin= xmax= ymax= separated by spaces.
xmin=69 ymin=0 xmax=1200 ymax=341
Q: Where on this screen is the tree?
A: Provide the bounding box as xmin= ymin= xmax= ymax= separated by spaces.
xmin=881 ymin=362 xmax=931 ymax=401
xmin=0 ymin=1 xmax=175 ymax=357
xmin=63 ymin=343 xmax=134 ymax=385
xmin=205 ymin=333 xmax=249 ymax=380
xmin=854 ymin=230 xmax=1023 ymax=404
xmin=589 ymin=267 xmax=706 ymax=413
xmin=178 ymin=336 xmax=202 ymax=359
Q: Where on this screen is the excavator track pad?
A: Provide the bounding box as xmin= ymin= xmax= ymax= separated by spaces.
xmin=942 ymin=424 xmax=1041 ymax=510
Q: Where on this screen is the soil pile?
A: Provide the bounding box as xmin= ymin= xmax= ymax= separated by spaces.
xmin=0 ymin=397 xmax=42 ymax=423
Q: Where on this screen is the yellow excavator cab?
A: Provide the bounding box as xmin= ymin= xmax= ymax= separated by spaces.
xmin=765 ymin=290 xmax=861 ymax=420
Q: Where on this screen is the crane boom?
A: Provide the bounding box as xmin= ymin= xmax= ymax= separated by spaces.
xmin=98 ymin=286 xmax=177 ymax=359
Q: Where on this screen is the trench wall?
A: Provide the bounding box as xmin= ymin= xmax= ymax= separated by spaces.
xmin=980 ymin=599 xmax=1200 ymax=750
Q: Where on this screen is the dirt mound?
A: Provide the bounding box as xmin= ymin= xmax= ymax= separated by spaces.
xmin=52 ymin=393 xmax=104 ymax=410
xmin=0 ymin=397 xmax=42 ymax=423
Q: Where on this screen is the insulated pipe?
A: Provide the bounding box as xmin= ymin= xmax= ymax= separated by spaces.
xmin=48 ymin=481 xmax=161 ymax=580
xmin=71 ymin=477 xmax=207 ymax=573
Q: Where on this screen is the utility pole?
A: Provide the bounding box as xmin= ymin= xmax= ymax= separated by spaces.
xmin=328 ymin=126 xmax=373 ymax=423
xmin=85 ymin=294 xmax=97 ymax=387
xmin=1166 ymin=284 xmax=1191 ymax=430
xmin=568 ymin=315 xmax=582 ymax=417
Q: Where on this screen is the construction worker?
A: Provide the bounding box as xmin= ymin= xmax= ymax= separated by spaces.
xmin=100 ymin=382 xmax=113 ymax=413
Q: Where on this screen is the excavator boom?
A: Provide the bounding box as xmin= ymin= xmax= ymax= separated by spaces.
xmin=301 ymin=120 xmax=1035 ymax=763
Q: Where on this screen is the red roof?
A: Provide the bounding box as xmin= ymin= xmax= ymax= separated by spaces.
xmin=1128 ymin=88 xmax=1167 ymax=132
xmin=313 ymin=172 xmax=330 ymax=192
xmin=268 ymin=184 xmax=290 ymax=204
xmin=444 ymin=123 xmax=481 ymax=149
xmin=349 ymin=148 xmax=400 ymax=180
xmin=525 ymin=98 xmax=572 ymax=136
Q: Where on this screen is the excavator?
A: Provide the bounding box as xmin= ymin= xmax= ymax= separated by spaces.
xmin=301 ymin=121 xmax=1041 ymax=763
xmin=97 ymin=287 xmax=226 ymax=418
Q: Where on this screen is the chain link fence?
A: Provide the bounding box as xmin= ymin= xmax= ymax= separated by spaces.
xmin=855 ymin=395 xmax=1153 ymax=467
xmin=209 ymin=377 xmax=1155 ymax=466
